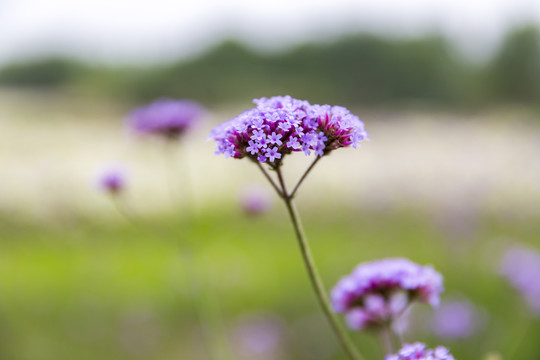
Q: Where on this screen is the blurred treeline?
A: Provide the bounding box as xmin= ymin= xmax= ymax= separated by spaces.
xmin=1 ymin=26 xmax=540 ymax=108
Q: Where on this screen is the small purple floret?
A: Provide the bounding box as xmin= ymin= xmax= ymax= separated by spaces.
xmin=127 ymin=98 xmax=205 ymax=139
xmin=286 ymin=136 xmax=301 ymax=150
xmin=208 ymin=95 xmax=368 ymax=166
xmin=266 ymin=146 xmax=281 ymax=162
xmin=251 ymin=129 xmax=265 ymax=141
xmin=268 ymin=132 xmax=283 ymax=145
xmin=386 ymin=343 xmax=455 ymax=360
xmin=331 ymin=258 xmax=444 ymax=330
xmin=246 ymin=141 xmax=258 ymax=155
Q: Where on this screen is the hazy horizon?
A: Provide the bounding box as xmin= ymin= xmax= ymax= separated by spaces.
xmin=2 ymin=0 xmax=540 ymax=66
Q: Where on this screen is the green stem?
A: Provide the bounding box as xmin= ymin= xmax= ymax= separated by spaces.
xmin=273 ymin=167 xmax=363 ymax=360
xmin=188 ymin=254 xmax=232 ymax=360
xmin=165 ymin=141 xmax=232 ymax=360
xmin=177 ymin=141 xmax=196 ymax=222
xmin=110 ymin=191 xmax=228 ymax=360
xmin=505 ymin=311 xmax=534 ymax=359
xmin=163 ymin=140 xmax=181 ymax=210
xmin=255 ymin=161 xmax=284 ymax=198
xmin=378 ymin=325 xmax=395 ymax=356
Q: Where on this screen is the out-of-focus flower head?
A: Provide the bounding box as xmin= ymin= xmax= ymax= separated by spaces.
xmin=127 ymin=98 xmax=206 ymax=140
xmin=331 ymin=258 xmax=443 ymax=330
xmin=239 ymin=184 xmax=273 ymax=216
xmin=386 ymin=343 xmax=455 ymax=360
xmin=432 ymin=299 xmax=480 ymax=339
xmin=96 ymin=165 xmax=127 ymax=195
xmin=209 ymin=95 xmax=368 ymax=167
xmin=232 ymin=312 xmax=286 ymax=359
xmin=500 ymin=244 xmax=540 ymax=314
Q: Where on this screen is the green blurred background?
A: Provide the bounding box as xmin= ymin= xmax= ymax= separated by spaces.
xmin=2 ymin=1 xmax=540 ymax=359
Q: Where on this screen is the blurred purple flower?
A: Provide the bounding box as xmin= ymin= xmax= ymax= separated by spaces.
xmin=232 ymin=313 xmax=286 ymax=359
xmin=209 ymin=95 xmax=368 ymax=166
xmin=239 ymin=185 xmax=273 ymax=216
xmin=500 ymin=244 xmax=540 ymax=314
xmin=127 ymin=98 xmax=206 ymax=139
xmin=386 ymin=343 xmax=455 ymax=360
xmin=331 ymin=258 xmax=443 ymax=331
xmin=432 ymin=299 xmax=480 ymax=339
xmin=97 ymin=166 xmax=126 ymax=195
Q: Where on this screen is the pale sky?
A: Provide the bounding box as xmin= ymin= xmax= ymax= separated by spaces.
xmin=1 ymin=0 xmax=540 ymax=65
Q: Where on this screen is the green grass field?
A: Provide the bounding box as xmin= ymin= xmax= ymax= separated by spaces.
xmin=1 ymin=203 xmax=540 ymax=360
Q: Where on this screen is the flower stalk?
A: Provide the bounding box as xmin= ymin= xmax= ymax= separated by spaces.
xmin=257 ymin=163 xmax=363 ymax=360
xmin=379 ymin=324 xmax=396 ymax=355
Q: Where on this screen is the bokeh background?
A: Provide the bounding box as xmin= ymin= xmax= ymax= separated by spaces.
xmin=2 ymin=0 xmax=540 ymax=359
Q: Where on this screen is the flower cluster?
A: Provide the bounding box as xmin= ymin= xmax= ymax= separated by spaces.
xmin=500 ymin=244 xmax=540 ymax=314
xmin=209 ymin=95 xmax=368 ymax=166
xmin=97 ymin=166 xmax=126 ymax=195
xmin=232 ymin=313 xmax=285 ymax=357
xmin=386 ymin=343 xmax=455 ymax=360
xmin=432 ymin=299 xmax=480 ymax=339
xmin=238 ymin=184 xmax=273 ymax=216
xmin=331 ymin=258 xmax=443 ymax=330
xmin=127 ymin=98 xmax=206 ymax=139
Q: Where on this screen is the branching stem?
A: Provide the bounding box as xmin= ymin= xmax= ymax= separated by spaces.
xmin=253 ymin=162 xmax=364 ymax=360
xmin=255 ymin=161 xmax=284 ymax=198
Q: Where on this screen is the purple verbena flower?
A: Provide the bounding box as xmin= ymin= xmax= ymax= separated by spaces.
xmin=208 ymin=95 xmax=368 ymax=166
xmin=500 ymin=244 xmax=540 ymax=314
xmin=266 ymin=146 xmax=282 ymax=162
xmin=331 ymin=258 xmax=443 ymax=331
xmin=232 ymin=313 xmax=286 ymax=358
xmin=257 ymin=136 xmax=269 ymax=149
xmin=386 ymin=343 xmax=455 ymax=360
xmin=246 ymin=140 xmax=260 ymax=155
xmin=301 ymin=133 xmax=315 ymax=146
xmin=127 ymin=98 xmax=206 ymax=139
xmin=314 ymin=143 xmax=326 ymax=157
xmin=224 ymin=145 xmax=235 ymax=158
xmin=268 ymin=132 xmax=283 ymax=145
xmin=278 ymin=121 xmax=292 ymax=132
xmin=301 ymin=142 xmax=311 ymax=156
xmin=432 ymin=299 xmax=480 ymax=339
xmin=251 ymin=129 xmax=265 ymax=141
xmin=239 ymin=184 xmax=274 ymax=216
xmin=286 ymin=136 xmax=301 ymax=150
xmin=317 ymin=131 xmax=328 ymax=143
xmin=96 ymin=166 xmax=126 ymax=195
